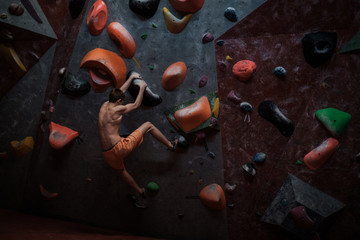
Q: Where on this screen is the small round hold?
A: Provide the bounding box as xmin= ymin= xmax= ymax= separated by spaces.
xmin=209 ymin=117 xmax=218 ymax=127
xmin=1 ymin=13 xmax=8 ymax=19
xmin=8 ymin=3 xmax=24 ymax=16
xmin=242 ymin=162 xmax=256 ymax=176
xmin=224 ymin=7 xmax=238 ymax=22
xmin=216 ymin=40 xmax=225 ymax=46
xmin=254 ymin=152 xmax=266 ymax=163
xmin=208 ymin=151 xmax=216 ymax=159
xmin=218 ymin=61 xmax=227 ymax=72
xmin=178 ymin=135 xmax=188 ymax=148
xmin=281 ymin=198 xmax=288 ymax=206
xmin=240 ymin=102 xmax=252 ymax=112
xmin=273 ymin=66 xmax=287 ymax=78
xmin=202 ymin=32 xmax=214 ymax=44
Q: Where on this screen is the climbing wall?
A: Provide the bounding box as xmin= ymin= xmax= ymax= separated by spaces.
xmin=0 ymin=0 xmax=265 ymax=240
xmin=215 ymin=0 xmax=360 ymax=239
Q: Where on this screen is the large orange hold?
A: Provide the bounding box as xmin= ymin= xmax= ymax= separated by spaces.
xmin=162 ymin=62 xmax=187 ymax=90
xmin=87 ymin=0 xmax=108 ymax=36
xmin=174 ymin=96 xmax=211 ymax=132
xmin=80 ymin=48 xmax=127 ymax=89
xmin=232 ymin=60 xmax=256 ymax=82
xmin=199 ymin=183 xmax=226 ymax=210
xmin=49 ymin=122 xmax=79 ymax=150
xmin=108 ymin=22 xmax=136 ymax=59
xmin=89 ymin=69 xmax=113 ymax=93
xmin=169 ymin=0 xmax=205 ymax=13
xmin=304 ymin=137 xmax=339 ymax=170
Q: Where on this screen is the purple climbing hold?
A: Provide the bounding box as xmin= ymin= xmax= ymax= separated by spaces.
xmin=254 ymin=152 xmax=266 ymax=163
xmin=198 ymin=75 xmax=208 ymax=88
xmin=227 ymin=90 xmax=242 ymax=104
xmin=209 ymin=117 xmax=218 ymax=127
xmin=218 ymin=60 xmax=227 ymax=72
xmin=202 ymin=32 xmax=214 ymax=44
xmin=224 ymin=7 xmax=237 ymax=22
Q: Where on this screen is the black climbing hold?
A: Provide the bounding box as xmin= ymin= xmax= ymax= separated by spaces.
xmin=68 ymin=0 xmax=86 ymax=19
xmin=258 ymin=100 xmax=294 ymax=137
xmin=61 ymin=72 xmax=90 ymax=97
xmin=224 ymin=7 xmax=238 ymax=22
xmin=273 ymin=66 xmax=286 ymax=78
xmin=129 ymin=0 xmax=160 ymax=19
xmin=301 ymin=31 xmax=337 ymax=68
xmin=126 ymin=70 xmax=162 ymax=107
xmin=240 ymin=102 xmax=252 ymax=112
xmin=242 ymin=162 xmax=256 ymax=176
xmin=178 ymin=135 xmax=188 ymax=148
xmin=216 ymin=40 xmax=225 ymax=46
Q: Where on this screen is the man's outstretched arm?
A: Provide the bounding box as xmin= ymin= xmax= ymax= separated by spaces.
xmin=115 ymin=81 xmax=147 ymax=115
xmin=120 ymin=72 xmax=141 ymax=93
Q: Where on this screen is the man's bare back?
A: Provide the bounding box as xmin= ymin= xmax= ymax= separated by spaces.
xmin=98 ymin=101 xmax=123 ymax=150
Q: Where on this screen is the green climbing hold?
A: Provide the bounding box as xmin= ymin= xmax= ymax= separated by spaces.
xmin=315 ymin=108 xmax=352 ymax=138
xmin=141 ymin=33 xmax=148 ymax=40
xmin=152 ymin=22 xmax=158 ymax=28
xmin=149 ymin=65 xmax=154 ymax=70
xmin=296 ymin=160 xmax=303 ymax=165
xmin=147 ymin=181 xmax=159 ymax=192
xmin=339 ymin=31 xmax=360 ymax=54
xmin=189 ymin=88 xmax=196 ymax=94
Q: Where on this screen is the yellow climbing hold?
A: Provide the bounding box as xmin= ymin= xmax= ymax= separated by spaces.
xmin=226 ymin=56 xmax=233 ymax=62
xmin=10 ymin=136 xmax=34 ymax=157
xmin=0 ymin=44 xmax=27 ymax=77
xmin=213 ymin=97 xmax=220 ymax=118
xmin=163 ymin=7 xmax=192 ymax=34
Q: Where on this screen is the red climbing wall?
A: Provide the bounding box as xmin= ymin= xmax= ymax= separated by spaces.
xmin=215 ymin=0 xmax=360 ymax=239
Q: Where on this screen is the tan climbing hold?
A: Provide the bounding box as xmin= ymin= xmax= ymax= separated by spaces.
xmin=175 ymin=96 xmax=211 ymax=132
xmin=10 ymin=136 xmax=34 ymax=157
xmin=163 ymin=7 xmax=192 ymax=34
xmin=213 ymin=97 xmax=220 ymax=118
xmin=199 ymin=183 xmax=226 ymax=210
xmin=108 ymin=22 xmax=136 ymax=59
xmin=162 ymin=61 xmax=187 ymax=90
xmin=80 ymin=48 xmax=127 ymax=89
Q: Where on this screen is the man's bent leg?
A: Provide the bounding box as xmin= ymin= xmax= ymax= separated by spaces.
xmin=118 ymin=168 xmax=144 ymax=195
xmin=137 ymin=122 xmax=174 ymax=149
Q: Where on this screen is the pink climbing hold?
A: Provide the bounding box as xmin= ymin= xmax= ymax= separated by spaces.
xmin=232 ymin=60 xmax=256 ymax=82
xmin=198 ymin=75 xmax=208 ymax=87
xmin=226 ymin=90 xmax=242 ymax=104
xmin=202 ymin=32 xmax=214 ymax=44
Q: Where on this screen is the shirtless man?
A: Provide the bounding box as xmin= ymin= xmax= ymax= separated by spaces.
xmin=98 ymin=72 xmax=176 ymax=197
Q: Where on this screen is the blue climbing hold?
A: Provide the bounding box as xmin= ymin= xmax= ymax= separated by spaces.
xmin=216 ymin=40 xmax=225 ymax=46
xmin=208 ymin=152 xmax=216 ymax=159
xmin=273 ymin=66 xmax=286 ymax=78
xmin=254 ymin=152 xmax=266 ymax=163
xmin=224 ymin=7 xmax=238 ymax=22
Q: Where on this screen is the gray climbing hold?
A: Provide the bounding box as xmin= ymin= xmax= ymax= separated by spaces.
xmin=242 ymin=162 xmax=256 ymax=176
xmin=224 ymin=7 xmax=237 ymax=22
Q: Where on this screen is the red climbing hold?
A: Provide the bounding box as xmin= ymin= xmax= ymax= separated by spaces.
xmin=48 ymin=122 xmax=79 ymax=150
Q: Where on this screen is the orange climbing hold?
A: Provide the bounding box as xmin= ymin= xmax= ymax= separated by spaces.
xmin=10 ymin=136 xmax=34 ymax=157
xmin=232 ymin=60 xmax=256 ymax=82
xmin=108 ymin=22 xmax=136 ymax=59
xmin=40 ymin=184 xmax=59 ymax=199
xmin=89 ymin=69 xmax=113 ymax=93
xmin=80 ymin=48 xmax=127 ymax=89
xmin=87 ymin=0 xmax=108 ymax=36
xmin=304 ymin=137 xmax=339 ymax=170
xmin=48 ymin=122 xmax=79 ymax=150
xmin=174 ymin=96 xmax=211 ymax=132
xmin=162 ymin=61 xmax=187 ymax=90
xmin=169 ymin=0 xmax=205 ymax=13
xmin=199 ymin=183 xmax=226 ymax=210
